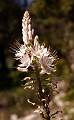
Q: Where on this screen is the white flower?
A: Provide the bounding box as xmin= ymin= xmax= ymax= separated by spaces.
xmin=15 ymin=45 xmax=26 ymax=59
xmin=40 ymin=55 xmax=56 ymax=74
xmin=18 ymin=53 xmax=31 ymax=67
xmin=16 ymin=53 xmax=31 ymax=72
xmin=31 ymin=35 xmax=56 ymax=74
xmin=15 ymin=45 xmax=32 ymax=71
xmin=15 ymin=11 xmax=56 ymax=74
xmin=32 ymin=35 xmax=49 ymax=58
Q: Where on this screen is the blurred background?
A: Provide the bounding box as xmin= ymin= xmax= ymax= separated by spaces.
xmin=0 ymin=0 xmax=74 ymax=120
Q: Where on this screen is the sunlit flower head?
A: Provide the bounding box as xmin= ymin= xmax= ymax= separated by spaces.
xmin=15 ymin=11 xmax=56 ymax=74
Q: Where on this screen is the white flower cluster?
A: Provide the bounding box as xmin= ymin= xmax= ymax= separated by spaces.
xmin=15 ymin=11 xmax=56 ymax=74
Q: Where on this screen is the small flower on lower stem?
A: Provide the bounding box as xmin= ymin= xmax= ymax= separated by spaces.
xmin=17 ymin=67 xmax=28 ymax=72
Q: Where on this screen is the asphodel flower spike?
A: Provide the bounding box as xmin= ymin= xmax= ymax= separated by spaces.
xmin=15 ymin=11 xmax=56 ymax=74
xmin=22 ymin=11 xmax=33 ymax=45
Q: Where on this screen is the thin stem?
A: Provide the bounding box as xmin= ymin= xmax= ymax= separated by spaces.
xmin=35 ymin=66 xmax=50 ymax=120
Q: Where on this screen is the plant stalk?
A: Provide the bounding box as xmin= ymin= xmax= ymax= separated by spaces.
xmin=35 ymin=67 xmax=50 ymax=120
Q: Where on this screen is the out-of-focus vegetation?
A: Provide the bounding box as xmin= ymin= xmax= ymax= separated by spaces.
xmin=0 ymin=0 xmax=74 ymax=120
